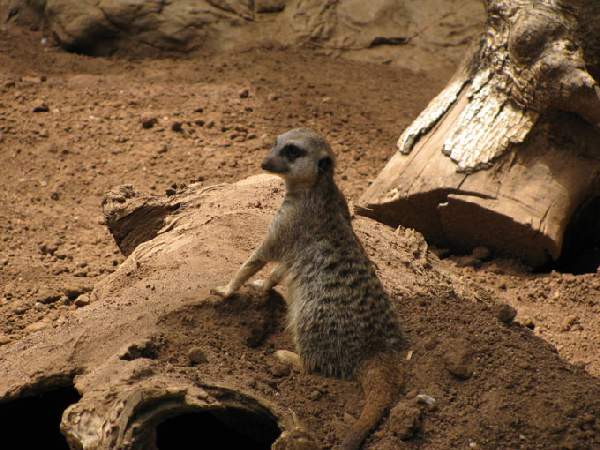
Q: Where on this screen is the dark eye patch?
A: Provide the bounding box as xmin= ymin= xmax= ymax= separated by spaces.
xmin=280 ymin=144 xmax=306 ymax=160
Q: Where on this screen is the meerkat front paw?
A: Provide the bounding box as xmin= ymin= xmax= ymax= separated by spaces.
xmin=210 ymin=285 xmax=234 ymax=298
xmin=274 ymin=350 xmax=304 ymax=371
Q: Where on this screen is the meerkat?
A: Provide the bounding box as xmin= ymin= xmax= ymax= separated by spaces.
xmin=212 ymin=128 xmax=403 ymax=450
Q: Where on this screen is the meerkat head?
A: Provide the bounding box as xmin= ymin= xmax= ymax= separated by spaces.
xmin=261 ymin=128 xmax=335 ymax=189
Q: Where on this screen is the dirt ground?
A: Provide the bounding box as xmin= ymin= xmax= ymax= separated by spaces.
xmin=1 ymin=26 xmax=600 ymax=449
xmin=0 ymin=26 xmax=440 ymax=341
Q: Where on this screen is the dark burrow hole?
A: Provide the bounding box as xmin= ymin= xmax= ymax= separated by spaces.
xmin=553 ymin=196 xmax=600 ymax=275
xmin=0 ymin=385 xmax=81 ymax=449
xmin=156 ymin=407 xmax=281 ymax=450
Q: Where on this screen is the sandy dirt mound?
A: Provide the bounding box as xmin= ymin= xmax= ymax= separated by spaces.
xmin=0 ymin=175 xmax=599 ymax=450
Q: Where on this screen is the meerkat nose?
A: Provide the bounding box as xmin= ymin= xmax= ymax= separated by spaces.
xmin=261 ymin=156 xmax=288 ymax=173
xmin=261 ymin=158 xmax=271 ymax=171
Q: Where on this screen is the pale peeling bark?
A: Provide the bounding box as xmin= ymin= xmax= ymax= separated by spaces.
xmin=359 ymin=0 xmax=600 ymax=267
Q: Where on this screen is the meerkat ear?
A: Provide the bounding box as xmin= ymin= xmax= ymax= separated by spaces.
xmin=318 ymin=156 xmax=333 ymax=174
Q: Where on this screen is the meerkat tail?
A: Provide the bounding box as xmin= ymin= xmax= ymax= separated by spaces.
xmin=340 ymin=355 xmax=400 ymax=450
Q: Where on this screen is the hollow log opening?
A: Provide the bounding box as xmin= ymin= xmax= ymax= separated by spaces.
xmin=0 ymin=385 xmax=81 ymax=449
xmin=155 ymin=407 xmax=281 ymax=450
xmin=555 ymin=196 xmax=600 ymax=275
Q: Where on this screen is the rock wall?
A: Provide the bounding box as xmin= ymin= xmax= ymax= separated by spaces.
xmin=1 ymin=0 xmax=484 ymax=72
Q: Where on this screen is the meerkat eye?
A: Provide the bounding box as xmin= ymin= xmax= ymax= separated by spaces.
xmin=280 ymin=144 xmax=306 ymax=160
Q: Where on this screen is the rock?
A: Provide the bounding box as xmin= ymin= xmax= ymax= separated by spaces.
xmin=443 ymin=340 xmax=474 ymax=380
xmin=21 ymin=75 xmax=45 ymax=84
xmin=141 ymin=116 xmax=158 ymax=129
xmin=520 ymin=316 xmax=535 ymax=330
xmin=0 ymin=335 xmax=11 ymax=346
xmin=74 ymin=293 xmax=91 ymax=307
xmin=32 ymin=102 xmax=49 ymax=112
xmin=308 ymin=389 xmax=323 ymax=401
xmin=36 ymin=289 xmax=61 ymax=304
xmin=50 ymin=191 xmax=60 ymax=201
xmin=4 ymin=0 xmax=482 ymax=81
xmin=25 ymin=320 xmax=49 ymax=333
xmin=269 ymin=360 xmax=291 ymax=378
xmin=239 ymin=88 xmax=250 ymax=99
xmin=415 ymin=394 xmax=436 ymax=408
xmin=11 ymin=304 xmax=27 ymax=315
xmin=102 ymin=184 xmax=180 ymax=256
xmin=187 ymin=347 xmax=208 ymax=365
xmin=388 ymin=400 xmax=422 ymax=441
xmin=171 ymin=121 xmax=183 ymax=133
xmin=63 ymin=283 xmax=92 ymax=300
xmin=255 ymin=0 xmax=286 ymax=13
xmin=562 ymin=315 xmax=580 ymax=332
xmin=495 ymin=303 xmax=517 ymax=324
xmin=119 ymin=338 xmax=162 ymax=361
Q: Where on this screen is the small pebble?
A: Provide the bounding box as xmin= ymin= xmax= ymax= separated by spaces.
xmin=416 ymin=394 xmax=436 ymax=407
xmin=32 ymin=102 xmax=49 ymax=113
xmin=37 ymin=289 xmax=61 ymax=304
xmin=141 ymin=116 xmax=158 ymax=129
xmin=308 ymin=389 xmax=323 ymax=401
xmin=188 ymin=347 xmax=208 ymax=365
xmin=74 ymin=293 xmax=91 ymax=307
xmin=269 ymin=361 xmax=291 ymax=378
xmin=25 ymin=320 xmax=49 ymax=333
xmin=63 ymin=284 xmax=91 ymax=300
xmin=496 ymin=304 xmax=517 ymax=324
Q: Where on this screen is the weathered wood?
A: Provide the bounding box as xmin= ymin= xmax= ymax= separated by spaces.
xmin=359 ymin=0 xmax=600 ymax=267
xmin=1 ymin=175 xmax=600 ymax=449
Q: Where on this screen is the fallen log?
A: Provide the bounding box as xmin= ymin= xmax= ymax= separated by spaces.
xmin=358 ymin=0 xmax=600 ymax=270
xmin=0 ymin=175 xmax=599 ymax=449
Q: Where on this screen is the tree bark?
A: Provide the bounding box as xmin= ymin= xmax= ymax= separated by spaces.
xmin=358 ymin=0 xmax=600 ymax=268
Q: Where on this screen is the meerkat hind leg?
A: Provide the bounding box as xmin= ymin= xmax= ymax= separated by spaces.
xmin=275 ymin=350 xmax=304 ymax=371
